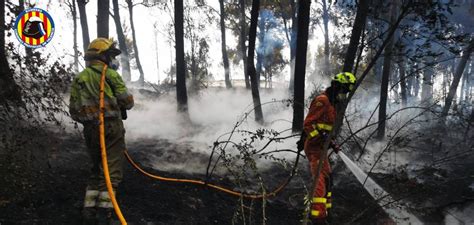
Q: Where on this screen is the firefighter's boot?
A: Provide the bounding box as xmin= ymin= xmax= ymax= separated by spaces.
xmin=82 ymin=189 xmax=99 ymax=225
xmin=82 ymin=207 xmax=97 ymax=225
xmin=312 ymin=218 xmax=329 ymax=225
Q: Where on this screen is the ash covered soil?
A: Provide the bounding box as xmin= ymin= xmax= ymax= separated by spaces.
xmin=0 ymin=127 xmax=472 ymax=225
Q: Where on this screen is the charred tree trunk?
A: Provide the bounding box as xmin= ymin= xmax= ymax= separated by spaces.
xmin=399 ymin=55 xmax=408 ymax=107
xmin=292 ymin=0 xmax=311 ymax=132
xmin=219 ymin=0 xmax=231 ymax=88
xmin=126 ymin=0 xmax=145 ymax=86
xmin=77 ymin=0 xmax=90 ymax=53
xmin=97 ymin=0 xmax=109 ymax=38
xmin=112 ymin=0 xmax=131 ymax=82
xmin=376 ymin=1 xmax=397 ymax=140
xmin=322 ymin=0 xmax=330 ymax=77
xmin=239 ymin=0 xmax=249 ymax=89
xmin=175 ymin=0 xmax=188 ymax=113
xmin=342 ymin=0 xmax=369 ymax=73
xmin=442 ymin=39 xmax=474 ymax=117
xmin=248 ymin=0 xmax=263 ymax=124
xmin=0 ymin=0 xmax=21 ymax=103
xmin=421 ymin=58 xmax=434 ymax=105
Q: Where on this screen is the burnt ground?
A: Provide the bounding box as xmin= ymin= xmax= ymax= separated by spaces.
xmin=0 ymin=125 xmax=472 ymax=225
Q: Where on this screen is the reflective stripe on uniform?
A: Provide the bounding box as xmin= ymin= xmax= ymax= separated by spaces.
xmin=308 ymin=123 xmax=333 ymax=139
xmin=311 ymin=210 xmax=320 ymax=217
xmin=98 ymin=191 xmax=114 ymax=208
xmin=309 ymin=129 xmax=320 ymax=138
xmin=312 ymin=197 xmax=327 ymax=204
xmin=314 ymin=123 xmax=333 ymax=131
xmin=326 ymin=203 xmax=332 ymax=209
xmin=327 ymin=192 xmax=332 ymax=197
xmin=84 ymin=190 xmax=99 ymax=208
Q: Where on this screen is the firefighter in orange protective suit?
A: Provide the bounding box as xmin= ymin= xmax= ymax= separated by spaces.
xmin=297 ymin=72 xmax=356 ymax=224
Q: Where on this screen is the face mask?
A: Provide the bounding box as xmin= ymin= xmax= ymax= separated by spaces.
xmin=110 ymin=58 xmax=120 ymax=70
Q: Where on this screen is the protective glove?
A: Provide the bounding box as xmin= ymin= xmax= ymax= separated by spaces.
xmin=296 ymin=131 xmax=307 ymax=152
xmin=329 ymin=140 xmax=341 ymax=154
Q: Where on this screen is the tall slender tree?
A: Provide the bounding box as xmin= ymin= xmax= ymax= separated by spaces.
xmin=111 ymin=0 xmax=132 ymax=82
xmin=77 ymin=0 xmax=90 ymax=52
xmin=66 ymin=0 xmax=79 ymax=72
xmin=248 ymin=0 xmax=263 ymax=123
xmin=421 ymin=56 xmax=434 ymax=105
xmin=219 ymin=0 xmax=232 ymax=88
xmin=175 ymin=0 xmax=188 ymax=113
xmin=280 ymin=0 xmax=297 ymax=91
xmin=377 ymin=1 xmax=398 ymax=140
xmin=239 ymin=0 xmax=250 ymax=89
xmin=398 ymin=52 xmax=408 ymax=107
xmin=292 ymin=0 xmax=311 ymax=132
xmin=442 ymin=39 xmax=474 ymax=117
xmin=342 ymin=0 xmax=369 ymax=72
xmin=97 ymin=0 xmax=109 ymax=38
xmin=126 ymin=0 xmax=145 ymax=86
xmin=321 ymin=0 xmax=330 ymax=77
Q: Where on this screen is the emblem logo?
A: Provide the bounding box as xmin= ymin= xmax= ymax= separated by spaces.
xmin=13 ymin=8 xmax=55 ymax=48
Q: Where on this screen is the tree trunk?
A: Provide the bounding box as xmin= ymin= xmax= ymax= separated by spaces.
xmin=376 ymin=1 xmax=397 ymax=140
xmin=175 ymin=0 xmax=188 ymax=113
xmin=421 ymin=57 xmax=434 ymax=105
xmin=0 ymin=0 xmax=21 ymax=103
xmin=288 ymin=0 xmax=297 ymax=91
xmin=126 ymin=0 xmax=145 ymax=86
xmin=399 ymin=55 xmax=408 ymax=107
xmin=322 ymin=0 xmax=330 ymax=77
xmin=18 ymin=0 xmax=32 ymax=57
xmin=413 ymin=62 xmax=420 ymax=98
xmin=77 ymin=0 xmax=90 ymax=53
xmin=239 ymin=0 xmax=249 ymax=89
xmin=219 ymin=0 xmax=232 ymax=88
xmin=70 ymin=0 xmax=79 ymax=72
xmin=256 ymin=16 xmax=265 ymax=87
xmin=112 ymin=0 xmax=131 ymax=82
xmin=97 ymin=0 xmax=109 ymax=38
xmin=342 ymin=0 xmax=369 ymax=73
xmin=291 ymin=0 xmax=311 ymax=132
xmin=247 ymin=0 xmax=263 ymax=124
xmin=442 ymin=39 xmax=474 ymax=117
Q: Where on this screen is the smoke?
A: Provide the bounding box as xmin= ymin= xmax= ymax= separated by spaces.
xmin=443 ymin=203 xmax=474 ymax=225
xmin=256 ymin=9 xmax=286 ymax=70
xmin=122 ymin=88 xmax=303 ymax=174
xmin=125 ymin=88 xmax=298 ymax=149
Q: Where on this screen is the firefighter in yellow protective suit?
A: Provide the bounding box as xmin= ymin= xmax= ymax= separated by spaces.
xmin=297 ymin=72 xmax=356 ymax=225
xmin=69 ymin=38 xmax=134 ymax=225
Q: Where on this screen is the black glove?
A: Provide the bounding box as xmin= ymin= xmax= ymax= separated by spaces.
xmin=329 ymin=140 xmax=340 ymax=154
xmin=296 ymin=131 xmax=307 ymax=152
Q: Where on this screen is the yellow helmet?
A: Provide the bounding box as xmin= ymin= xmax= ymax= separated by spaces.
xmin=333 ymin=72 xmax=356 ymax=84
xmin=333 ymin=72 xmax=356 ymax=91
xmin=85 ymin=38 xmax=121 ymax=60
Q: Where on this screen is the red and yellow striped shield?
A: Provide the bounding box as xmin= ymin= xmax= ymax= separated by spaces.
xmin=14 ymin=8 xmax=55 ymax=48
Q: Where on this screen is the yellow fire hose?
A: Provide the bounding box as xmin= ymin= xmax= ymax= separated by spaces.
xmin=98 ymin=65 xmax=300 ymax=225
xmin=123 ymin=150 xmax=300 ymax=199
xmin=99 ymin=64 xmax=127 ymax=224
